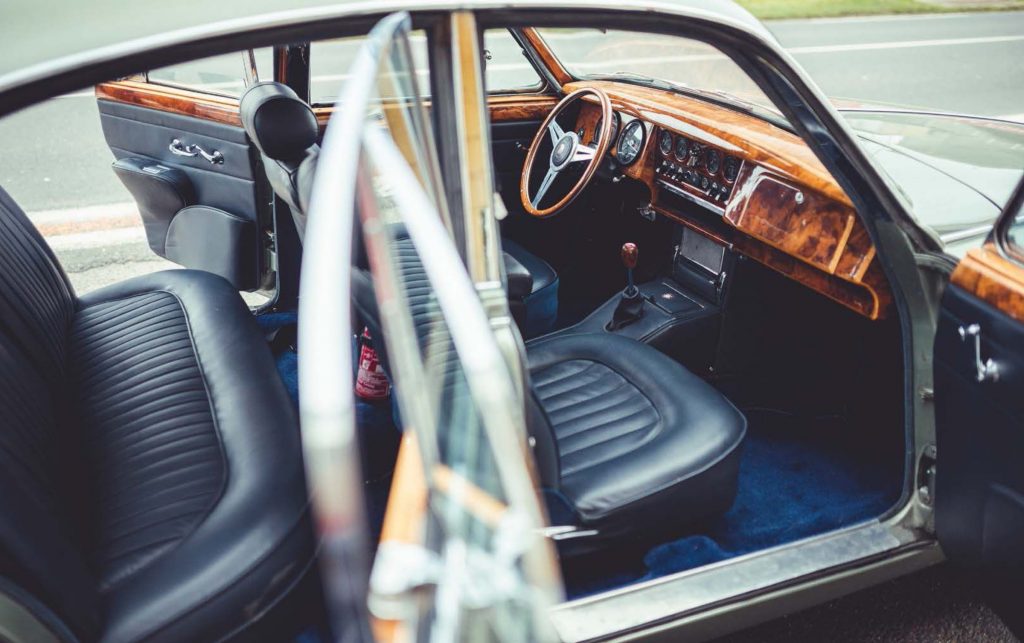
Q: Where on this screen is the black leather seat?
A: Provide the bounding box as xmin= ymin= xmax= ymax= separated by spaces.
xmin=351 ymin=237 xmax=746 ymax=548
xmin=239 ymin=81 xmax=559 ymax=337
xmin=0 ymin=188 xmax=314 ymax=641
xmin=527 ymin=334 xmax=746 ymax=542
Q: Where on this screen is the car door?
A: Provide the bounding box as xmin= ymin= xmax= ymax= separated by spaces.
xmin=934 ymin=177 xmax=1024 ymax=631
xmin=93 ymin=51 xmax=273 ymax=292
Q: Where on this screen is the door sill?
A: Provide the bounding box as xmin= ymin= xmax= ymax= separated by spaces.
xmin=550 ymin=518 xmax=934 ymax=642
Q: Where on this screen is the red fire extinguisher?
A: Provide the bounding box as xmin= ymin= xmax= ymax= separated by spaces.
xmin=355 ymin=328 xmax=390 ymax=401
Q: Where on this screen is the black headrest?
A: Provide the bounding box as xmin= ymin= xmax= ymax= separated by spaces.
xmin=239 ymin=82 xmax=319 ymax=162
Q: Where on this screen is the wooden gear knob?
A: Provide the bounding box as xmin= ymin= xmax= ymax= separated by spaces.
xmin=621 ymin=242 xmax=638 ymax=270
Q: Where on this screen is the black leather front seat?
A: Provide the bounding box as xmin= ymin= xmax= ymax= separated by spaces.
xmin=351 ymin=239 xmax=746 ymax=549
xmin=0 ymin=188 xmax=314 ymax=641
xmin=239 ymin=81 xmax=560 ymax=337
xmin=527 ymin=334 xmax=746 ymax=543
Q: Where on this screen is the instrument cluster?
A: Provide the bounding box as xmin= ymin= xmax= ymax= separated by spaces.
xmin=655 ymin=129 xmax=741 ymax=208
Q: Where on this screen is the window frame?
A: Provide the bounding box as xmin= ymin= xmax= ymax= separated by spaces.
xmin=994 ymin=177 xmax=1024 ymax=268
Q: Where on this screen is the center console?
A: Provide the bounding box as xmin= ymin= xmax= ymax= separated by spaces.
xmin=555 ymin=227 xmax=733 ymax=373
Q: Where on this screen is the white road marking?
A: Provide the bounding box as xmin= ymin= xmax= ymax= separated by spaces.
xmin=787 ymin=34 xmax=1024 ymax=55
xmin=770 ymin=11 xmax=1017 ymax=25
xmin=27 ymin=200 xmax=137 ymax=224
xmin=45 ymin=225 xmax=145 ymax=251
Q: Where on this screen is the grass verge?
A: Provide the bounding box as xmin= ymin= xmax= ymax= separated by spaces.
xmin=736 ymin=0 xmax=1024 ymax=20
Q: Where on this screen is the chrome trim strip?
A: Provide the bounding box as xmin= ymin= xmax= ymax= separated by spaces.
xmin=550 ymin=520 xmax=910 ymax=642
xmin=657 ymin=179 xmax=726 ymax=216
xmin=838 ymin=107 xmax=1024 ymax=128
xmin=939 ymin=223 xmax=994 ymax=244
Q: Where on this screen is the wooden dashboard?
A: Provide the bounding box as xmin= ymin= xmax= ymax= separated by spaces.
xmin=568 ymin=80 xmax=891 ymax=320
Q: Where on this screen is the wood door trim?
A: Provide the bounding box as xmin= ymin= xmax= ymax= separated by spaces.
xmin=95 ymin=80 xmax=242 ymax=127
xmin=951 ymin=244 xmax=1024 ymax=322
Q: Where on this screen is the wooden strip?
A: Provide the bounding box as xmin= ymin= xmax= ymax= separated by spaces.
xmin=951 ymin=244 xmax=1024 ymax=323
xmin=95 ymin=80 xmax=241 ymax=127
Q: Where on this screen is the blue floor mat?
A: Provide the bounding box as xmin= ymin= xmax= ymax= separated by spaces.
xmin=566 ymin=409 xmax=902 ymax=597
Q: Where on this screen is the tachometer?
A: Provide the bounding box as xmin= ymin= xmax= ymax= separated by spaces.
xmin=616 ymin=119 xmax=645 ymax=165
xmin=658 ymin=130 xmax=673 ymax=156
xmin=594 ymin=112 xmax=620 ymax=146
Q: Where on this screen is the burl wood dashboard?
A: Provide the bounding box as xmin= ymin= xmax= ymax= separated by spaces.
xmin=568 ymin=80 xmax=891 ymax=320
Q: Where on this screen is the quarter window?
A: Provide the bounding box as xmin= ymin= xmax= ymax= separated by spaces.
xmin=483 ymin=29 xmax=543 ymax=93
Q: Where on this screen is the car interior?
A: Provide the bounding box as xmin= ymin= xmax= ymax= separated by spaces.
xmin=0 ymin=18 xmax=913 ymax=642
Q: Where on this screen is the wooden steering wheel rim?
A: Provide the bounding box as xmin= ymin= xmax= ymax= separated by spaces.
xmin=519 ymin=87 xmax=614 ymax=218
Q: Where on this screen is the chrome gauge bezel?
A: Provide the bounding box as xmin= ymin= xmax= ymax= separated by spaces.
xmin=616 ymin=119 xmax=645 ymax=165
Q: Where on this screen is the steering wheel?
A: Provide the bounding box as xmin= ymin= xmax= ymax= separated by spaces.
xmin=519 ymin=87 xmax=614 ymax=217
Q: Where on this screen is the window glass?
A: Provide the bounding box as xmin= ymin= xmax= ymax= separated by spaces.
xmin=310 ymin=29 xmax=540 ymax=104
xmin=536 ymin=28 xmax=785 ymax=124
xmin=310 ymin=31 xmax=430 ymax=104
xmin=148 ymin=49 xmax=272 ymax=96
xmin=483 ymin=29 xmax=542 ymax=93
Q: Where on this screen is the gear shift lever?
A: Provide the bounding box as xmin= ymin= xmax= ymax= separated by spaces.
xmin=621 ymin=242 xmax=639 ymax=296
xmin=608 ymin=242 xmax=644 ymax=330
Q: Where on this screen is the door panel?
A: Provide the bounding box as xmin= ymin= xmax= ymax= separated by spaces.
xmin=95 ymin=82 xmax=266 ymax=291
xmin=936 ymin=185 xmax=1024 ymax=631
xmin=491 ymin=118 xmax=540 ymax=192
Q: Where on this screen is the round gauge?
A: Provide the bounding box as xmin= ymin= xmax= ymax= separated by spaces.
xmin=616 ymin=119 xmax=645 ymax=165
xmin=723 ymin=156 xmax=740 ymax=182
xmin=594 ymin=113 xmax=620 ymax=145
xmin=658 ymin=130 xmax=673 ymax=156
xmin=705 ymin=148 xmax=721 ymax=175
xmin=675 ymin=137 xmax=689 ymax=160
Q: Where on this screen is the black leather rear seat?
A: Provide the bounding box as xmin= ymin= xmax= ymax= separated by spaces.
xmin=0 ymin=187 xmax=314 ymax=641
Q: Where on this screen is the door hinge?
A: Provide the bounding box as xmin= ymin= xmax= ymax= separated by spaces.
xmin=917 ymin=444 xmax=937 ymax=507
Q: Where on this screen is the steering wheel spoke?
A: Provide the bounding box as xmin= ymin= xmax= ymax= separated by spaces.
xmin=532 ymin=167 xmax=559 ymax=209
xmin=547 ymin=120 xmax=565 ymax=146
xmin=571 ymin=144 xmax=597 ymax=164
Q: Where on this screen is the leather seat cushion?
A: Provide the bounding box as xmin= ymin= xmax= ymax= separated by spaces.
xmin=72 ymin=270 xmax=313 ymax=643
xmin=527 ymin=333 xmax=746 ymax=533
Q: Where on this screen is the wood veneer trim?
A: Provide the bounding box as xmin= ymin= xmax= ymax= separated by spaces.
xmin=95 ymin=81 xmax=242 ymax=126
xmin=951 ymin=244 xmax=1024 ymax=323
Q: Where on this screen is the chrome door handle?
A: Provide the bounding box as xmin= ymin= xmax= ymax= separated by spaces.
xmin=169 ymin=138 xmax=224 ymax=165
xmin=958 ymin=323 xmax=1000 ymax=383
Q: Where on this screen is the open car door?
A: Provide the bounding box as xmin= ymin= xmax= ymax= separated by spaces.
xmin=934 ymin=177 xmax=1024 ymax=631
xmin=94 ymin=53 xmax=272 ymax=292
xmin=299 ymin=13 xmax=561 ymax=641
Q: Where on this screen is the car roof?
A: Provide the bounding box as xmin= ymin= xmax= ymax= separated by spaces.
xmin=0 ymin=0 xmax=771 ymax=97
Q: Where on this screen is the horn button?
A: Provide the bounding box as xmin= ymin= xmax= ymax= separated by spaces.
xmin=550 ymin=133 xmax=578 ymax=168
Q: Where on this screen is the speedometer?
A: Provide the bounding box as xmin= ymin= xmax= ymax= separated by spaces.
xmin=616 ymin=120 xmax=645 ymax=165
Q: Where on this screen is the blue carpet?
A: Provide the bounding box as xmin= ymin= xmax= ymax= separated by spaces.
xmin=256 ymin=312 xmax=300 ymax=406
xmin=566 ymin=409 xmax=901 ymax=597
